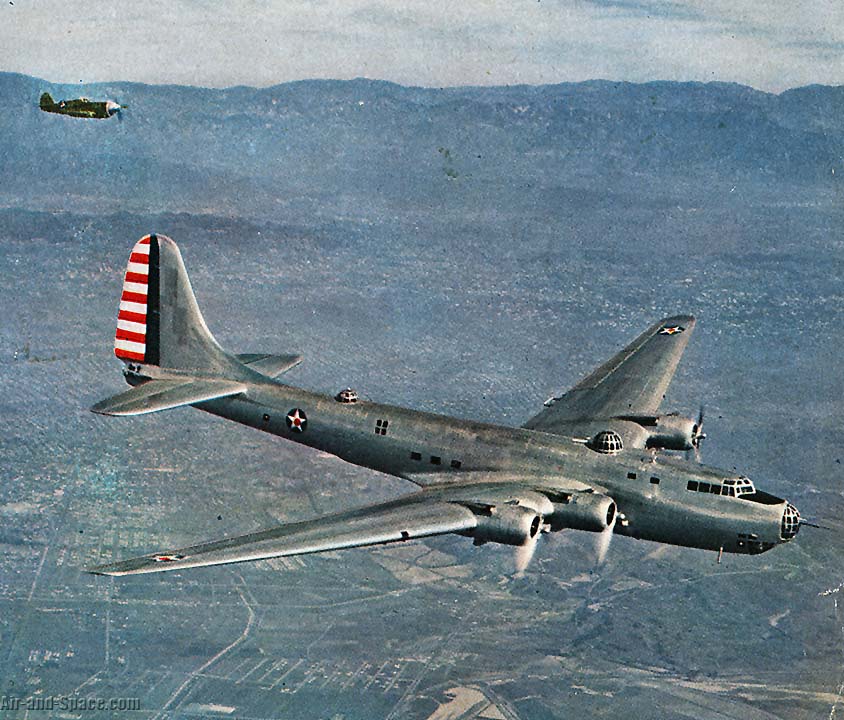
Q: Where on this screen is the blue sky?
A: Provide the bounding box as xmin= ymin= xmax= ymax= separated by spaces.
xmin=2 ymin=1 xmax=842 ymax=91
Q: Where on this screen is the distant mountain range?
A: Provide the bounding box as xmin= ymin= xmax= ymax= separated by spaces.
xmin=0 ymin=72 xmax=841 ymax=221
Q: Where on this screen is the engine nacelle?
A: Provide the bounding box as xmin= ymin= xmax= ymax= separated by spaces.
xmin=472 ymin=505 xmax=542 ymax=546
xmin=622 ymin=413 xmax=698 ymax=451
xmin=549 ymin=492 xmax=616 ymax=533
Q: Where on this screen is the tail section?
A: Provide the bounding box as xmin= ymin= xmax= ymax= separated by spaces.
xmin=95 ymin=234 xmax=304 ymax=416
xmin=114 ymin=234 xmax=233 ymax=374
xmin=39 ymin=92 xmax=54 ymax=109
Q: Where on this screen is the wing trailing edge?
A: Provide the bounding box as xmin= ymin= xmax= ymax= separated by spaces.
xmin=91 ymin=378 xmax=246 ymax=416
xmin=88 ymin=497 xmax=478 ymax=576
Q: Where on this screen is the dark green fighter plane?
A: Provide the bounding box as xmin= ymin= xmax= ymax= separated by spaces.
xmin=39 ymin=92 xmax=123 ymax=119
xmin=89 ymin=235 xmax=804 ymax=576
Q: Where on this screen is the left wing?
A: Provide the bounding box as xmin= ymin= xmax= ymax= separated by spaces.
xmin=523 ymin=315 xmax=695 ymax=434
xmin=89 ymin=494 xmax=478 ymax=576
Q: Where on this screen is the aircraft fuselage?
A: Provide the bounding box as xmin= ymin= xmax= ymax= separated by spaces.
xmin=127 ymin=364 xmax=792 ymax=557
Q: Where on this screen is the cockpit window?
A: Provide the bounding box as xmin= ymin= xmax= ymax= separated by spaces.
xmin=686 ymin=480 xmax=736 ymax=497
xmin=723 ymin=476 xmax=756 ymax=497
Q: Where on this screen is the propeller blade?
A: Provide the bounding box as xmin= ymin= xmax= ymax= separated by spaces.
xmin=689 ymin=405 xmax=706 ymax=461
xmin=514 ymin=534 xmax=539 ymax=577
xmin=595 ymin=512 xmax=617 ymax=566
xmin=692 ymin=406 xmax=706 ymax=443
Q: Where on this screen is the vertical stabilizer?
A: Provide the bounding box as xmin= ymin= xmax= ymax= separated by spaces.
xmin=114 ymin=235 xmax=235 ymax=373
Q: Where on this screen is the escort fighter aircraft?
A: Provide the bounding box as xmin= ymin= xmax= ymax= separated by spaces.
xmin=89 ymin=235 xmax=804 ymax=576
xmin=39 ymin=92 xmax=124 ymax=119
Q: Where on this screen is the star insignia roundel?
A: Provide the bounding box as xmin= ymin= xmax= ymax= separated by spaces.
xmin=659 ymin=325 xmax=685 ymax=335
xmin=286 ymin=408 xmax=307 ymax=432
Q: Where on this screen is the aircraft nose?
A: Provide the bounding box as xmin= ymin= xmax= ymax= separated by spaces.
xmin=106 ymin=101 xmax=120 ymax=115
xmin=781 ymin=502 xmax=800 ymax=541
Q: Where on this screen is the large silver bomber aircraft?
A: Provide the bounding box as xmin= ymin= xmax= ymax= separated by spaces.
xmin=90 ymin=235 xmax=803 ymax=576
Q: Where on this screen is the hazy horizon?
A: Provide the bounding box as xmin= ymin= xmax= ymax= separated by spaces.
xmin=8 ymin=69 xmax=841 ymax=96
xmin=2 ymin=1 xmax=842 ymax=93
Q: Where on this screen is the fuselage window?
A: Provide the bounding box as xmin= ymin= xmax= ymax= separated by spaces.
xmin=451 ymin=460 xmax=462 ymax=469
xmin=688 ymin=480 xmax=730 ymax=496
xmin=650 ymin=476 xmax=660 ymax=485
xmin=430 ymin=455 xmax=441 ymax=465
xmin=375 ymin=419 xmax=389 ymax=436
xmin=410 ymin=451 xmax=421 ymax=461
xmin=627 ymin=472 xmax=637 ymax=480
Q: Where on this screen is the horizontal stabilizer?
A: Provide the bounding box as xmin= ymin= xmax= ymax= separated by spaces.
xmin=91 ymin=378 xmax=246 ymax=416
xmin=236 ymin=353 xmax=303 ymax=378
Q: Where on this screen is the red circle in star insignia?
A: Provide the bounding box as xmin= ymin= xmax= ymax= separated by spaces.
xmin=286 ymin=408 xmax=307 ymax=432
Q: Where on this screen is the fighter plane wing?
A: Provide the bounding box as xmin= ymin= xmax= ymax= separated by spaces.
xmin=89 ymin=494 xmax=478 ymax=576
xmin=523 ymin=315 xmax=695 ymax=433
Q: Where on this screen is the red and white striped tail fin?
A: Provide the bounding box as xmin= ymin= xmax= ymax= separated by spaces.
xmin=112 ymin=234 xmax=237 ymax=373
xmin=114 ymin=234 xmax=158 ymax=364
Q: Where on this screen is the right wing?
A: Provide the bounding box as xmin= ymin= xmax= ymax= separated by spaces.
xmin=523 ymin=315 xmax=695 ymax=433
xmin=89 ymin=494 xmax=478 ymax=576
xmin=88 ymin=474 xmax=601 ymax=576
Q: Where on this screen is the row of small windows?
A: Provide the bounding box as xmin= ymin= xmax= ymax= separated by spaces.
xmin=626 ymin=471 xmax=660 ymax=485
xmin=410 ymin=451 xmax=461 ymax=469
xmin=373 ymin=418 xmax=461 ymax=469
xmin=687 ymin=480 xmax=737 ymax=497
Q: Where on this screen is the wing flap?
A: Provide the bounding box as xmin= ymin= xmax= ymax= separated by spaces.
xmin=524 ymin=315 xmax=695 ymax=432
xmin=89 ymin=497 xmax=477 ymax=576
xmin=91 ymin=378 xmax=246 ymax=416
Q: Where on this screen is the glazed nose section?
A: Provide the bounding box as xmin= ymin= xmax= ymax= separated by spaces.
xmin=781 ymin=503 xmax=801 ymax=541
xmin=106 ymin=101 xmax=120 ymax=115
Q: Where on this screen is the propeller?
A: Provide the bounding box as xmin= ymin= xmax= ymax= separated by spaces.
xmin=687 ymin=406 xmax=707 ymax=462
xmin=513 ymin=520 xmax=552 ymax=577
xmin=106 ymin=101 xmax=127 ymax=121
xmin=514 ymin=534 xmax=539 ymax=578
xmin=595 ymin=511 xmax=618 ymax=566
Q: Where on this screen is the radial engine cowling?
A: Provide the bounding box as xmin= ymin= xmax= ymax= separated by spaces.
xmin=472 ymin=505 xmax=542 ymax=546
xmin=643 ymin=414 xmax=697 ymax=451
xmin=549 ymin=492 xmax=616 ymax=533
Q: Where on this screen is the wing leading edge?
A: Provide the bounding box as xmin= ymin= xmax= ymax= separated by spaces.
xmin=523 ymin=315 xmax=695 ymax=433
xmin=89 ymin=495 xmax=478 ymax=576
